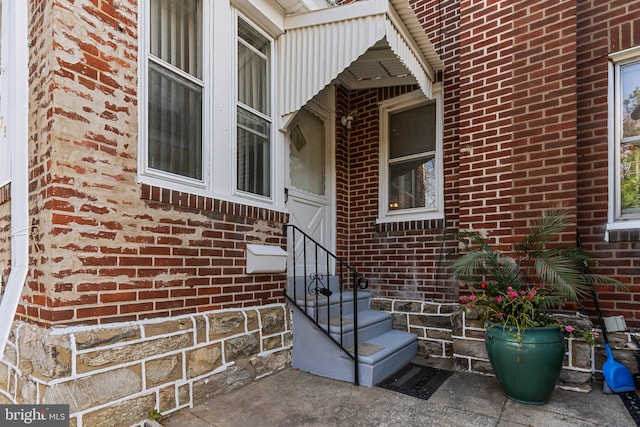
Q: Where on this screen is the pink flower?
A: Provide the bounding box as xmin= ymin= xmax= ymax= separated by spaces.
xmin=460 ymin=296 xmax=467 ymax=303
xmin=530 ymin=290 xmax=537 ymax=297
xmin=495 ymin=296 xmax=502 ymax=302
xmin=509 ymin=291 xmax=517 ymax=299
xmin=469 ymin=294 xmax=476 ymax=302
xmin=565 ymin=326 xmax=574 ymax=333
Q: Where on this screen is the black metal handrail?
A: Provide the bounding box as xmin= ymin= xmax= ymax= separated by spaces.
xmin=284 ymin=224 xmax=369 ymax=385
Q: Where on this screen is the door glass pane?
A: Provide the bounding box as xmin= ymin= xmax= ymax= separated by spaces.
xmin=289 ymin=108 xmax=325 ymax=196
xmin=148 ymin=62 xmax=203 ymax=179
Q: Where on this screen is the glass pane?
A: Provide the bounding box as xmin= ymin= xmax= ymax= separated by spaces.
xmin=148 ymin=62 xmax=202 ymax=179
xmin=237 ymin=107 xmax=271 ymax=196
xmin=289 ymin=108 xmax=325 ymax=195
xmin=622 ymin=60 xmax=640 ymax=139
xmin=389 ymin=157 xmax=436 ymax=210
xmin=150 ymin=0 xmax=201 ymax=78
xmin=238 ymin=19 xmax=270 ymax=115
xmin=621 ymin=142 xmax=640 ymax=215
xmin=389 ymin=102 xmax=436 ymax=159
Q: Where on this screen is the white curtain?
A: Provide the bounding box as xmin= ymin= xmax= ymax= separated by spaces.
xmin=148 ymin=0 xmax=203 ymax=180
xmin=237 ymin=18 xmax=271 ymax=196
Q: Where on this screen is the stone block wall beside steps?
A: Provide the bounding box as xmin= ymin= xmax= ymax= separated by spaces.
xmin=0 ymin=305 xmax=291 ymax=427
xmin=373 ymin=298 xmax=640 ymax=393
xmin=371 ymin=298 xmax=458 ymax=359
xmin=451 ymin=308 xmax=598 ymax=392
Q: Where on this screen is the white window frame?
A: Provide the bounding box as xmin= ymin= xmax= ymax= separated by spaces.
xmin=607 ymin=45 xmax=640 ymax=232
xmin=232 ymin=12 xmax=276 ymax=202
xmin=137 ymin=0 xmax=284 ymax=211
xmin=138 ymin=0 xmax=211 ymax=190
xmin=377 ymin=87 xmax=444 ymax=224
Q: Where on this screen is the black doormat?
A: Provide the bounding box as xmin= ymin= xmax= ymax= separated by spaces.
xmin=377 ymin=363 xmax=453 ymax=401
xmin=619 ymin=391 xmax=640 ymax=426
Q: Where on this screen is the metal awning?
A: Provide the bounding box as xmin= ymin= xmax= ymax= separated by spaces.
xmin=278 ymin=0 xmax=443 ymax=117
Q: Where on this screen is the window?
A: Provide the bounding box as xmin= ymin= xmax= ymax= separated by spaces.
xmin=147 ymin=0 xmax=203 ymax=181
xmin=378 ymin=90 xmax=443 ymax=223
xmin=140 ymin=2 xmax=276 ymax=204
xmin=609 ymin=47 xmax=640 ymax=226
xmin=236 ymin=17 xmax=272 ymax=198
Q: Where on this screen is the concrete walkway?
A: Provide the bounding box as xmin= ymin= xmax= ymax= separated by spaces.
xmin=163 ymin=361 xmax=635 ymax=427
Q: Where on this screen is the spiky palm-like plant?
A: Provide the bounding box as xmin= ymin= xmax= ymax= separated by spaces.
xmin=452 ymin=209 xmax=620 ymax=329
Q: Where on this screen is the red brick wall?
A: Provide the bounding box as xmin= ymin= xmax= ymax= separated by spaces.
xmin=458 ymin=0 xmax=578 ymax=242
xmin=576 ymin=0 xmax=640 ymax=327
xmin=11 ymin=0 xmax=640 ymax=328
xmin=335 ymin=0 xmax=462 ymax=302
xmin=457 ymin=0 xmax=515 ymax=247
xmin=337 ymin=86 xmax=459 ymax=301
xmin=339 ymin=0 xmax=640 ymax=324
xmin=16 ymin=0 xmax=287 ymax=327
xmin=511 ymin=0 xmax=578 ymax=240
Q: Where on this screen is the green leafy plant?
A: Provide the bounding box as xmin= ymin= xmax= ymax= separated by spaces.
xmin=148 ymin=408 xmax=162 ymax=422
xmin=451 ymin=209 xmax=621 ymax=334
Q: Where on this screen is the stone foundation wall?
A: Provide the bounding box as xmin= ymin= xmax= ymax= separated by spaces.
xmin=371 ymin=298 xmax=459 ymax=359
xmin=373 ymin=297 xmax=640 ymax=393
xmin=452 ymin=309 xmax=596 ymax=391
xmin=451 ymin=309 xmax=640 ymax=392
xmin=0 ymin=304 xmax=291 ymax=426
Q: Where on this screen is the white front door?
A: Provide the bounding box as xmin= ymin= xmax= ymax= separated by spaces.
xmin=286 ymin=101 xmax=334 ymax=276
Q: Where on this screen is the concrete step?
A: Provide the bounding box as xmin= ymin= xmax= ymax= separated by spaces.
xmin=292 ymin=290 xmax=370 ymax=321
xmin=350 ymin=330 xmax=418 ymax=386
xmin=291 ymin=290 xmax=418 ymax=387
xmin=320 ymin=309 xmax=392 ymax=349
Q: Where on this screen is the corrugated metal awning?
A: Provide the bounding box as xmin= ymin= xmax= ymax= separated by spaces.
xmin=278 ymin=0 xmax=443 ymax=117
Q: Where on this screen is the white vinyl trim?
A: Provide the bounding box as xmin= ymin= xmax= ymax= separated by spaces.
xmin=0 ymin=0 xmax=29 ymax=356
xmin=278 ymin=0 xmax=441 ymax=117
xmin=377 ymin=88 xmax=444 ymax=223
xmin=607 ymin=46 xmax=640 ymax=230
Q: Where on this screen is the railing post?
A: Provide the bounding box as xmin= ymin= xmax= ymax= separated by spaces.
xmin=353 ymin=275 xmax=359 ymax=386
xmin=284 ymin=224 xmax=368 ymax=386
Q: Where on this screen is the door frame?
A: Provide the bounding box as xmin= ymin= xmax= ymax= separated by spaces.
xmin=285 ymin=85 xmax=337 ymax=259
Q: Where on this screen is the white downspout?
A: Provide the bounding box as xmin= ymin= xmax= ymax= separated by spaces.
xmin=0 ymin=0 xmax=29 ymax=356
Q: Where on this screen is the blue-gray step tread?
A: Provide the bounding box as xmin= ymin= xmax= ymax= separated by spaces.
xmin=292 ymin=290 xmax=370 ymax=308
xmin=321 ymin=309 xmax=390 ymax=334
xmin=345 ymin=329 xmax=417 ymax=366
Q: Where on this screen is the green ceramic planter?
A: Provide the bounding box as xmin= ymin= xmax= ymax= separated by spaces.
xmin=485 ymin=324 xmax=565 ymax=405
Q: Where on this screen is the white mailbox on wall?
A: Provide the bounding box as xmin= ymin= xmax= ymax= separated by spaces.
xmin=246 ymin=244 xmax=288 ymax=274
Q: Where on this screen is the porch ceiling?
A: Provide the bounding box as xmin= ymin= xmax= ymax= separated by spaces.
xmin=278 ymin=0 xmax=443 ymax=118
